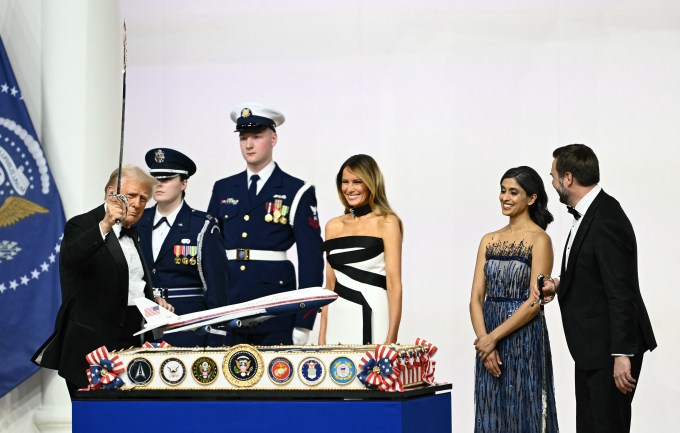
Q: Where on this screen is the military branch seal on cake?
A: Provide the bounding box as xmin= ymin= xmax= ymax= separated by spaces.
xmin=78 ymin=340 xmax=438 ymax=392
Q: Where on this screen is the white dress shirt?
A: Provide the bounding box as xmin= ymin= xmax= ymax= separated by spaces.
xmin=100 ymin=203 xmax=147 ymax=306
xmin=110 ymin=224 xmax=147 ymax=306
xmin=152 ymin=202 xmax=183 ymax=261
xmin=246 ymin=160 xmax=276 ymax=195
xmin=564 ymin=185 xmax=602 ymax=268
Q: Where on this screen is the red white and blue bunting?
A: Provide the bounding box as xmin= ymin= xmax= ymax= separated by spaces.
xmin=415 ymin=338 xmax=437 ymax=384
xmin=84 ymin=346 xmax=125 ymax=390
xmin=143 ymin=340 xmax=171 ymax=349
xmin=358 ymin=345 xmax=403 ymax=392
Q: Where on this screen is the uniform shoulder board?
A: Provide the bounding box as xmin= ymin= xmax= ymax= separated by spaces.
xmin=189 ymin=209 xmax=207 ymax=217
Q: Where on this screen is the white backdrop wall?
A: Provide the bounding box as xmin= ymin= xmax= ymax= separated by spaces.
xmin=2 ymin=0 xmax=679 ymax=432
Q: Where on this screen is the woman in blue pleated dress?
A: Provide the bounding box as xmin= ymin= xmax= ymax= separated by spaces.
xmin=470 ymin=166 xmax=559 ymax=433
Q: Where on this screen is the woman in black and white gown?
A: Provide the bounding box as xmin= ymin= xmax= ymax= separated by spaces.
xmin=318 ymin=154 xmax=403 ymax=345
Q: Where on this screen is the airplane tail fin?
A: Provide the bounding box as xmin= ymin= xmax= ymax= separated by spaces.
xmin=133 ymin=297 xmax=178 ymax=336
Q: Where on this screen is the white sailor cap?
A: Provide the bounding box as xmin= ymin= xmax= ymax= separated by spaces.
xmin=230 ymin=103 xmax=285 ymax=132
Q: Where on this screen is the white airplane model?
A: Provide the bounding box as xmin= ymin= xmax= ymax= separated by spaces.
xmin=134 ymin=287 xmax=338 ymax=338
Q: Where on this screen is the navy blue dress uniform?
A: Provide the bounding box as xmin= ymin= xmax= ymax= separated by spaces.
xmin=207 ymin=104 xmax=323 ymax=345
xmin=136 ymin=148 xmax=229 ymax=347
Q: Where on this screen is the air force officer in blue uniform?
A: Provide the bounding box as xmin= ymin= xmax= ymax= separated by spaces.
xmin=207 ymin=103 xmax=323 ymax=346
xmin=137 ymin=148 xmax=229 ymax=347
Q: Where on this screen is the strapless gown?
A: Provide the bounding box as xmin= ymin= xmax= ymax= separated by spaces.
xmin=322 ymin=236 xmax=387 ymax=345
xmin=474 ymin=241 xmax=559 ymax=433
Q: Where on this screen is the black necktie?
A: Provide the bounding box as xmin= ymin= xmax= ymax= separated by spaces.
xmin=566 ymin=206 xmax=581 ymax=220
xmin=119 ymin=226 xmax=138 ymax=239
xmin=249 ymin=174 xmax=260 ymax=201
xmin=153 ymin=217 xmax=170 ymax=230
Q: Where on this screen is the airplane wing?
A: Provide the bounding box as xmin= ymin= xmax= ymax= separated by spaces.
xmin=163 ymin=308 xmax=268 ymax=334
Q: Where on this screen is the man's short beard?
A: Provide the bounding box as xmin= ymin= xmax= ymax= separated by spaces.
xmin=556 ymin=179 xmax=569 ymax=204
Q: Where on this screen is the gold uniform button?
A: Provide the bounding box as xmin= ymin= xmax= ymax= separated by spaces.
xmin=240 ymin=265 xmax=246 ymax=271
xmin=244 ymin=215 xmax=250 ymax=221
xmin=241 ymin=232 xmax=248 ymax=238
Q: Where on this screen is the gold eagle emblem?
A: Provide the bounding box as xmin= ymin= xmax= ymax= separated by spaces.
xmin=0 ymin=196 xmax=49 ymax=227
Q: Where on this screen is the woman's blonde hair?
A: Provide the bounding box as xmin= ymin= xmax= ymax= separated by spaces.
xmin=336 ymin=154 xmax=402 ymax=232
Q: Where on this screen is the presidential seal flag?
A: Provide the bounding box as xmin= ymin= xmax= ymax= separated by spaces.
xmin=0 ymin=36 xmax=65 ymax=398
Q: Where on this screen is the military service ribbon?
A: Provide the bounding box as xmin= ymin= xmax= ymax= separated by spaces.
xmin=280 ymin=205 xmax=289 ymax=225
xmin=173 ymin=245 xmax=182 ymax=264
xmin=189 ymin=246 xmax=198 ymax=265
xmin=273 ymin=199 xmax=283 ymax=223
xmin=264 ymin=202 xmax=273 ymax=222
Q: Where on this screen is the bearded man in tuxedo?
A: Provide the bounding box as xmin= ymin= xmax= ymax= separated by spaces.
xmin=544 ymin=144 xmax=656 ymax=433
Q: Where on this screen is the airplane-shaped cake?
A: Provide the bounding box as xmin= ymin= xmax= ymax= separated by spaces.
xmin=134 ymin=287 xmax=338 ymax=338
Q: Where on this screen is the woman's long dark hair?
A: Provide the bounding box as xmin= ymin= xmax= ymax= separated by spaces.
xmin=501 ymin=166 xmax=554 ymax=230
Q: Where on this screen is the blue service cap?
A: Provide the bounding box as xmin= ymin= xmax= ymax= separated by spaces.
xmin=145 ymin=148 xmax=196 ymax=179
xmin=230 ymin=103 xmax=285 ymax=132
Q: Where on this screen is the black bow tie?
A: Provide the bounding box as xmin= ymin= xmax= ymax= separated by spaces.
xmin=119 ymin=226 xmax=138 ymax=239
xmin=566 ymin=206 xmax=581 ymax=220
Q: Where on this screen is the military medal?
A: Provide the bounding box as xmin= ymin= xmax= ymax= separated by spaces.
xmin=181 ymin=246 xmax=189 ymax=265
xmin=173 ymin=245 xmax=182 ymax=264
xmin=264 ymin=202 xmax=273 ymax=222
xmin=189 ymin=246 xmax=197 ymax=266
xmin=273 ymin=199 xmax=282 ymax=223
xmin=280 ymin=205 xmax=289 ymax=225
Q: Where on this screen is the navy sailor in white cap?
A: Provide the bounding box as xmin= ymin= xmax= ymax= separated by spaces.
xmin=136 ymin=148 xmax=230 ymax=347
xmin=207 ymin=103 xmax=323 ymax=346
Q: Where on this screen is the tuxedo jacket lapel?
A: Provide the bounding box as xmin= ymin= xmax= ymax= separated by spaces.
xmin=132 ymin=233 xmax=154 ymax=298
xmin=94 ymin=204 xmax=128 ymax=278
xmin=559 ymin=190 xmax=606 ymax=298
xmin=104 ymin=227 xmax=129 ymax=300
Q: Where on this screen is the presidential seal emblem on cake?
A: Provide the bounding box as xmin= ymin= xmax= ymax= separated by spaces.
xmin=126 ymin=357 xmax=153 ymax=386
xmin=191 ymin=356 xmax=219 ymax=385
xmin=223 ymin=345 xmax=264 ymax=387
xmin=99 ymin=339 xmax=438 ymax=391
xmin=299 ymin=356 xmax=325 ymax=386
xmin=160 ymin=358 xmax=186 ymax=386
xmin=268 ymin=357 xmax=294 ymax=385
xmin=329 ymin=356 xmax=356 ymax=386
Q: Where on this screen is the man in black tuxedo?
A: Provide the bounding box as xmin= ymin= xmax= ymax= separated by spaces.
xmin=545 ymin=144 xmax=656 ymax=433
xmin=32 ymin=166 xmax=172 ymax=397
